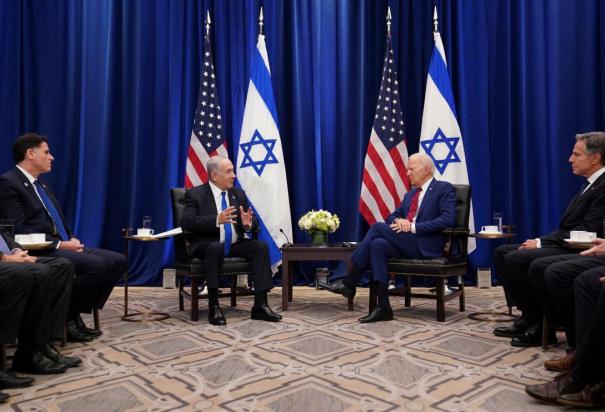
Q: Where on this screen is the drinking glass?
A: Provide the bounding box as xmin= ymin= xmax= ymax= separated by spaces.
xmin=492 ymin=212 xmax=503 ymax=232
xmin=142 ymin=216 xmax=152 ymax=229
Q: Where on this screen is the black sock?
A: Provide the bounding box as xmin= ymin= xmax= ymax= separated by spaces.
xmin=254 ymin=290 xmax=267 ymax=307
xmin=208 ymin=288 xmax=219 ymax=306
xmin=342 ymin=264 xmax=363 ymax=289
xmin=374 ymin=281 xmax=391 ymax=309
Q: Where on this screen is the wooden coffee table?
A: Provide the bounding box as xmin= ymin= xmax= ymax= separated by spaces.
xmin=281 ymin=244 xmax=356 ymax=311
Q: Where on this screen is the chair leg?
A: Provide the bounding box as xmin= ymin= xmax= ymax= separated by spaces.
xmin=459 ymin=277 xmax=465 ymax=312
xmin=542 ymin=317 xmax=549 ymax=351
xmin=191 ymin=277 xmax=199 ymax=321
xmin=178 ymin=276 xmax=185 ymax=312
xmin=404 ymin=276 xmax=411 ymax=307
xmin=62 ymin=325 xmax=67 ymax=347
xmin=230 ymin=276 xmax=237 ymax=307
xmin=93 ymin=308 xmax=100 ymax=330
xmin=1 ymin=344 xmax=5 ymax=371
xmin=436 ymin=279 xmax=446 ymax=322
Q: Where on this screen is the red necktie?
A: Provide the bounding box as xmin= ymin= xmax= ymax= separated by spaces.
xmin=406 ymin=188 xmax=422 ymax=221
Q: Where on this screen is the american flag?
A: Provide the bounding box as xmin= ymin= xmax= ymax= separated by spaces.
xmin=185 ymin=33 xmax=227 ymax=188
xmin=359 ymin=35 xmax=410 ymax=224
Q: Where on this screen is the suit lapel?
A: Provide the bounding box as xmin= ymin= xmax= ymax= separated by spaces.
xmin=201 ymin=184 xmax=218 ymax=215
xmin=560 ymin=173 xmax=605 ymax=222
xmin=415 ymin=179 xmax=436 ymax=219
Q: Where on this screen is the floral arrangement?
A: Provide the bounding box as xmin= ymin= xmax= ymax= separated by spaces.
xmin=298 ymin=209 xmax=340 ymax=233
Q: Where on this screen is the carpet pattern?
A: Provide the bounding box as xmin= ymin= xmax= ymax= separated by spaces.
xmin=2 ymin=286 xmax=569 ymax=411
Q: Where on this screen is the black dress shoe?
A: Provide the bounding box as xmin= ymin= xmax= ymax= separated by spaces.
xmin=66 ymin=321 xmax=94 ymax=343
xmin=511 ymin=325 xmax=557 ymax=347
xmin=75 ymin=315 xmax=102 ymax=337
xmin=208 ymin=305 xmax=226 ymax=326
xmin=0 ymin=369 xmax=34 ymax=389
xmin=318 ymin=279 xmax=356 ymax=299
xmin=0 ymin=391 xmax=8 ymax=403
xmin=251 ymin=304 xmax=282 ymax=322
xmin=493 ymin=323 xmax=529 ymax=338
xmin=12 ymin=350 xmax=67 ymax=374
xmin=40 ymin=343 xmax=82 ymax=368
xmin=359 ymin=306 xmax=394 ymax=323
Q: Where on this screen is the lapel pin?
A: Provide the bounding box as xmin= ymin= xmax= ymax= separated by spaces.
xmin=24 ymin=182 xmax=29 ymax=187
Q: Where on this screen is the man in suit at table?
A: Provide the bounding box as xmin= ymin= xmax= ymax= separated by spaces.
xmin=321 ymin=153 xmax=457 ymax=323
xmin=493 ymin=131 xmax=605 ymax=347
xmin=0 ymin=133 xmax=127 ymax=342
xmin=180 ymin=156 xmax=281 ymax=325
xmin=1 ymin=226 xmax=80 ymax=391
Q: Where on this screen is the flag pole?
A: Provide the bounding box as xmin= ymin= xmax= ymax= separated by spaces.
xmin=433 ymin=6 xmax=438 ymax=33
xmin=386 ymin=6 xmax=392 ymax=36
xmin=259 ymin=7 xmax=264 ymax=35
xmin=205 ymin=10 xmax=211 ymax=37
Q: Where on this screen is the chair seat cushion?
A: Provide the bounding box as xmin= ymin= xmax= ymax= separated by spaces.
xmin=388 ymin=256 xmax=467 ymax=277
xmin=175 ymin=257 xmax=252 ymax=277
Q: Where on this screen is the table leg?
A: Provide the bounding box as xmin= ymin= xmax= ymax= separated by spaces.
xmin=344 ymin=258 xmax=354 ymax=311
xmin=123 ymin=237 xmax=129 ymax=318
xmin=282 ymin=257 xmax=290 ymax=311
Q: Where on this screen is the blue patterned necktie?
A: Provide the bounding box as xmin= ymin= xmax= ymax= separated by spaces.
xmin=0 ymin=234 xmax=11 ymax=255
xmin=34 ymin=180 xmax=69 ymax=241
xmin=221 ymin=192 xmax=232 ymax=255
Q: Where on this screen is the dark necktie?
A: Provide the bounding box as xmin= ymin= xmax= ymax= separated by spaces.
xmin=221 ymin=192 xmax=232 ymax=255
xmin=0 ymin=235 xmax=11 ymax=255
xmin=34 ymin=180 xmax=69 ymax=241
xmin=406 ymin=188 xmax=422 ymax=221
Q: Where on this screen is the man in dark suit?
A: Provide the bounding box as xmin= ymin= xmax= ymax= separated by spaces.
xmin=1 ymin=226 xmax=80 ymax=395
xmin=525 ymin=247 xmax=605 ymax=408
xmin=180 ymin=156 xmax=281 ymax=325
xmin=321 ymin=153 xmax=457 ymax=323
xmin=493 ymin=132 xmax=605 ymax=347
xmin=0 ymin=133 xmax=127 ymax=342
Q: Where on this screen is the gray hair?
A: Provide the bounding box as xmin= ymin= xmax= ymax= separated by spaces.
xmin=576 ymin=132 xmax=605 ymax=165
xmin=206 ymin=156 xmax=228 ymax=179
xmin=409 ymin=152 xmax=436 ymax=175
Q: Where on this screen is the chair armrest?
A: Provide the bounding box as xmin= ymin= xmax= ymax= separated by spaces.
xmin=443 ymin=227 xmax=470 ymax=236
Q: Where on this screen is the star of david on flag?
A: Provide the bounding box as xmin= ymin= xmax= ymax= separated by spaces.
xmin=419 ymin=18 xmax=476 ymax=253
xmin=239 ymin=130 xmax=278 ymax=176
xmin=236 ymin=30 xmax=292 ymax=273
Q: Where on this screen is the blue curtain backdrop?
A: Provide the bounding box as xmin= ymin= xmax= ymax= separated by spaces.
xmin=1 ymin=0 xmax=604 ymax=285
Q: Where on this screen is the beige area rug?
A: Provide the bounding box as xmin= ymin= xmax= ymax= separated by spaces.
xmin=2 ymin=286 xmax=570 ymax=411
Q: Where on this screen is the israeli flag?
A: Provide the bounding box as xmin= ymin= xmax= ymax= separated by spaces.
xmin=236 ymin=34 xmax=292 ymax=272
xmin=419 ymin=28 xmax=476 ymax=253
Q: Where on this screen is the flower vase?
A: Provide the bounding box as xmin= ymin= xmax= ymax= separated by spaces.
xmin=309 ymin=231 xmax=328 ymax=246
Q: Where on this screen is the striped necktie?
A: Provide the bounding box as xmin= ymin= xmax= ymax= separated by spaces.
xmin=221 ymin=192 xmax=232 ymax=255
xmin=406 ymin=188 xmax=422 ymax=221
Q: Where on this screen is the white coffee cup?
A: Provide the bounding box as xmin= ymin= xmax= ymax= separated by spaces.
xmin=570 ymin=231 xmax=596 ymax=241
xmin=29 ymin=233 xmax=46 ymax=243
xmin=481 ymin=225 xmax=499 ymax=233
xmin=137 ymin=228 xmax=154 ymax=236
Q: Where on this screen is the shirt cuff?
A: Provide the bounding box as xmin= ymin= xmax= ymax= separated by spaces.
xmin=535 ymin=238 xmax=542 ymax=248
xmin=411 ymin=223 xmax=416 ymax=234
xmin=216 ymin=216 xmax=220 ymax=227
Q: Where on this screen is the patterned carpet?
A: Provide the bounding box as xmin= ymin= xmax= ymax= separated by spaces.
xmin=2 ymin=286 xmax=570 ymax=411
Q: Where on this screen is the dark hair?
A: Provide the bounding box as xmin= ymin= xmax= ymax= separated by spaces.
xmin=12 ymin=133 xmax=48 ymax=163
xmin=576 ymin=131 xmax=605 ymax=165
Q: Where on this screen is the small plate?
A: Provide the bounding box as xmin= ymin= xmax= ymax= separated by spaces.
xmin=130 ymin=235 xmax=158 ymax=241
xmin=20 ymin=241 xmax=53 ymax=250
xmin=564 ymin=238 xmax=594 ymax=246
xmin=479 ymin=231 xmax=502 ymax=235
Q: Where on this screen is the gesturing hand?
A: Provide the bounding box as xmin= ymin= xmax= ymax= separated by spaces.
xmin=218 ymin=206 xmax=237 ymax=225
xmin=240 ymin=206 xmax=254 ymax=230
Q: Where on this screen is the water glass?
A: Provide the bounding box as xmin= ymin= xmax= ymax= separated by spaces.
xmin=492 ymin=212 xmax=503 ymax=232
xmin=142 ymin=216 xmax=152 ymax=230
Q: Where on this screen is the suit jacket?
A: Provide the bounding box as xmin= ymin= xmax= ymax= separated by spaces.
xmin=384 ymin=179 xmax=457 ymax=257
xmin=540 ymin=172 xmax=605 ymax=247
xmin=180 ymin=184 xmax=258 ymax=257
xmin=0 ymin=168 xmax=73 ymax=245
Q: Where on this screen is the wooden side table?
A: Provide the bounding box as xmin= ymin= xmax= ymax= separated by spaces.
xmin=281 ymin=244 xmax=356 ymax=311
xmin=121 ymin=230 xmax=171 ymax=322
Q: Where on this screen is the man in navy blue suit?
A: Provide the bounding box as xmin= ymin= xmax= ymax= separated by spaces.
xmin=321 ymin=153 xmax=457 ymax=323
xmin=0 ymin=133 xmax=127 ymax=342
